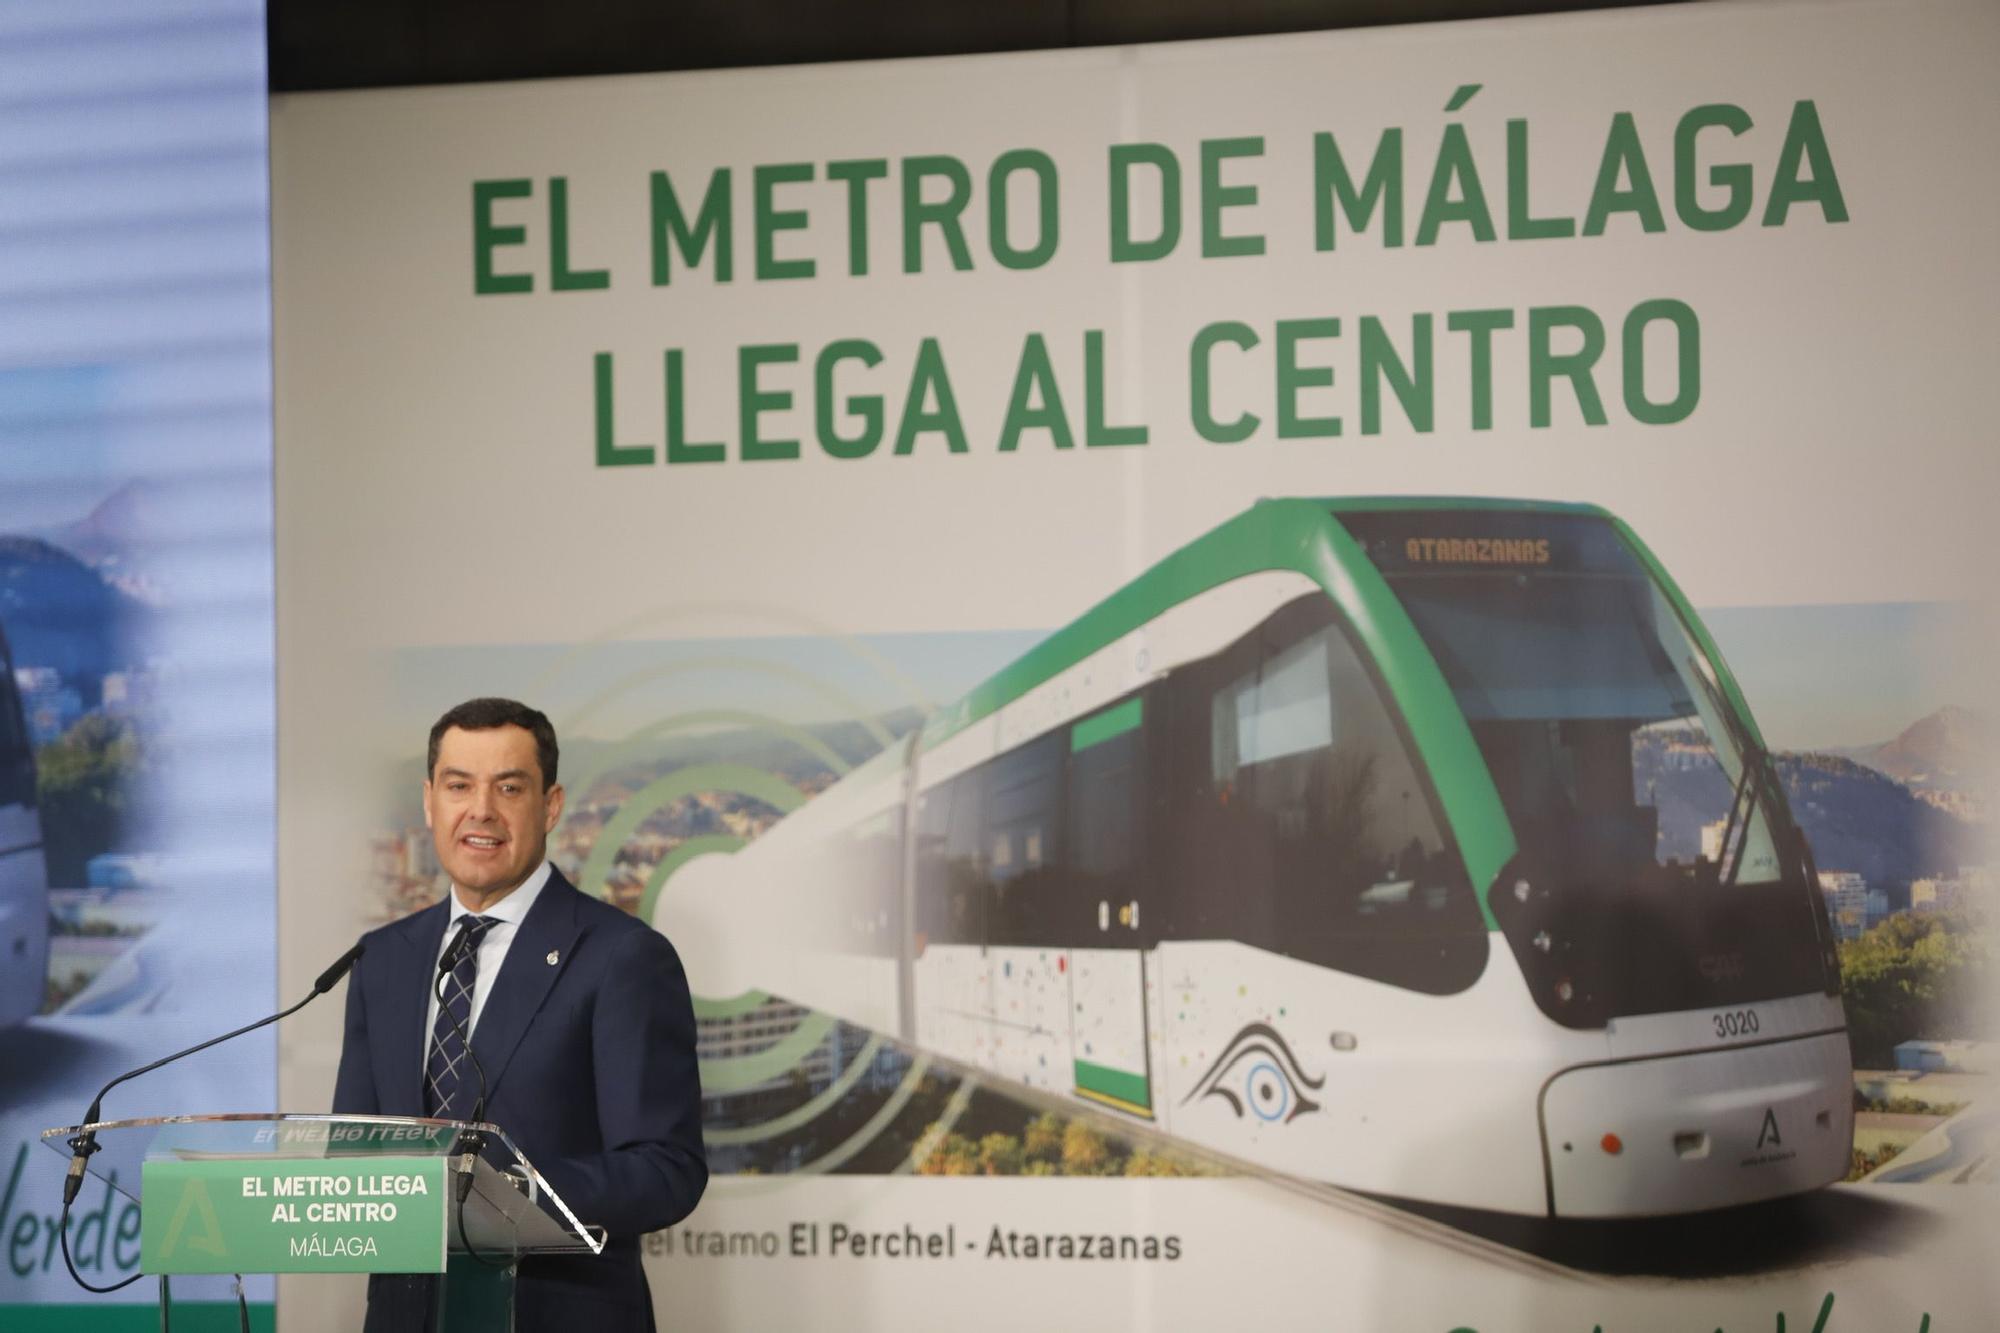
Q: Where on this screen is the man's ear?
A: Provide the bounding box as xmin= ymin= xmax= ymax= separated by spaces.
xmin=422 ymin=780 xmax=433 ymax=829
xmin=544 ymin=782 xmax=565 ymax=832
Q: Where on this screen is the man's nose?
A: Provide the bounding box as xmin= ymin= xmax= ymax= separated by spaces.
xmin=468 ymin=785 xmax=496 ymax=817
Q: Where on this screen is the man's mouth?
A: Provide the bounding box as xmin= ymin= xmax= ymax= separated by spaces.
xmin=463 ymin=834 xmax=504 ymax=849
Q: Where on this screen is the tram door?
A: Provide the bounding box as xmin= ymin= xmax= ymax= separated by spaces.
xmin=1065 ymin=696 xmax=1154 ymax=1120
xmin=1070 ymin=931 xmax=1151 ymax=1117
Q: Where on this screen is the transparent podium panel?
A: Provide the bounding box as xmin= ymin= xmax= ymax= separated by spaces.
xmin=41 ymin=1114 xmax=605 ymax=1332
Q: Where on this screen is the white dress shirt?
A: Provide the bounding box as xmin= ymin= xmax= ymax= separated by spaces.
xmin=422 ymin=859 xmax=553 ymax=1076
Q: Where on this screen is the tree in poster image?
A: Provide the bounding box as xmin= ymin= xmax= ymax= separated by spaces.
xmin=1838 ymin=911 xmax=1994 ymax=1067
xmin=35 ymin=713 xmax=140 ymax=888
xmin=916 ymin=1111 xmax=1215 ymax=1178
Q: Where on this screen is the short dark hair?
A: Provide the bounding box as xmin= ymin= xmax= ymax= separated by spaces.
xmin=427 ymin=697 xmax=559 ymax=789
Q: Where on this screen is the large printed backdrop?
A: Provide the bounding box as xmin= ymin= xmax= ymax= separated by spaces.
xmin=272 ymin=1 xmax=1998 ymax=1328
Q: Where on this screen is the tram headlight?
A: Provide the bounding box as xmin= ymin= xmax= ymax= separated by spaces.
xmin=1554 ymin=978 xmax=1574 ymax=1004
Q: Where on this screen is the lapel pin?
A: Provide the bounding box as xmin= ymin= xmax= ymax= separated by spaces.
xmin=546 ymin=950 xmax=559 ymax=966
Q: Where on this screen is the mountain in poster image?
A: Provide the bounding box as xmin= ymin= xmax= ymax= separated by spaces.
xmin=1637 ymin=711 xmax=1984 ymax=890
xmin=0 ymin=535 xmax=150 ymax=705
xmin=32 ymin=479 xmax=169 ymax=605
xmin=1778 ymin=748 xmax=1981 ymax=888
xmin=1848 ymin=705 xmax=1989 ymax=797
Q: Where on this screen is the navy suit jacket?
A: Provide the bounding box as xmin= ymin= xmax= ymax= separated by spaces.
xmin=333 ymin=868 xmax=706 ymax=1328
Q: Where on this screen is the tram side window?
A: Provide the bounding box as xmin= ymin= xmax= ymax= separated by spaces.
xmin=834 ymin=808 xmax=903 ymax=956
xmin=1212 ymin=633 xmax=1335 ymax=805
xmin=914 ymin=781 xmax=949 ymax=948
xmin=915 ymin=765 xmax=988 ymax=947
xmin=0 ymin=683 xmax=30 ymax=808
xmin=1067 ymin=703 xmax=1142 ymax=922
xmin=985 ymin=732 xmax=1066 ymax=946
xmin=0 ymin=631 xmax=30 ymax=809
xmin=915 ymin=775 xmax=961 ymax=945
xmin=1191 ymin=598 xmax=1487 ymax=994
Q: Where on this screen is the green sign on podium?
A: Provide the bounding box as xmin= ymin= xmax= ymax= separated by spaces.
xmin=143 ymin=1156 xmax=449 ymax=1274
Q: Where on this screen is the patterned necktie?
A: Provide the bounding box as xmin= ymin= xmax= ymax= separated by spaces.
xmin=424 ymin=915 xmax=496 ymax=1120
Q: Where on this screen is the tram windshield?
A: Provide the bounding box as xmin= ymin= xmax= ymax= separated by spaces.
xmin=1341 ymin=509 xmax=1831 ymax=1024
xmin=1344 ymin=510 xmax=1786 ymax=886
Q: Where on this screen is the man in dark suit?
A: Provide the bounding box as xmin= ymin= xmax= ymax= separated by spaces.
xmin=334 ymin=697 xmax=706 ymax=1331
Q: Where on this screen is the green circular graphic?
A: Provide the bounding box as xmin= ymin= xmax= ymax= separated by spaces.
xmin=542 ymin=609 xmax=937 ymax=1177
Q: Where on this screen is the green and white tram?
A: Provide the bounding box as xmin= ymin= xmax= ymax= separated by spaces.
xmin=662 ymin=499 xmax=1853 ymax=1217
xmin=0 ymin=616 xmax=49 ymax=1028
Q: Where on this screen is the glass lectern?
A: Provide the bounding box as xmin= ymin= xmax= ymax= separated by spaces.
xmin=42 ymin=1113 xmax=603 ymax=1331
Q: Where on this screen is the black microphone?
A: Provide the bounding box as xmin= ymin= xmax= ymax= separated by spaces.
xmin=436 ymin=916 xmax=479 ymax=977
xmin=59 ymin=940 xmax=367 ymax=1294
xmin=315 ymin=942 xmax=366 ymax=995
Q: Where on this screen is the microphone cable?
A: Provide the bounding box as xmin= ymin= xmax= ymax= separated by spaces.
xmin=58 ymin=943 xmax=366 ymax=1295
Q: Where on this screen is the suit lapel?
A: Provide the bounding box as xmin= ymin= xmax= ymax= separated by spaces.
xmin=385 ymin=900 xmax=450 ymax=1115
xmin=470 ymin=870 xmax=584 ymax=1104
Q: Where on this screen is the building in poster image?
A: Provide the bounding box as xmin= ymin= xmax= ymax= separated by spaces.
xmin=660 ymin=498 xmax=1857 ymax=1219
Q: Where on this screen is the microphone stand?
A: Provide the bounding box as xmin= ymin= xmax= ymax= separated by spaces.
xmin=59 ymin=943 xmax=367 ymax=1299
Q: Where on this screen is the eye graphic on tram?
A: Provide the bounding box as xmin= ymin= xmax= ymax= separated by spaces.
xmin=1183 ymin=1023 xmax=1325 ymax=1124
